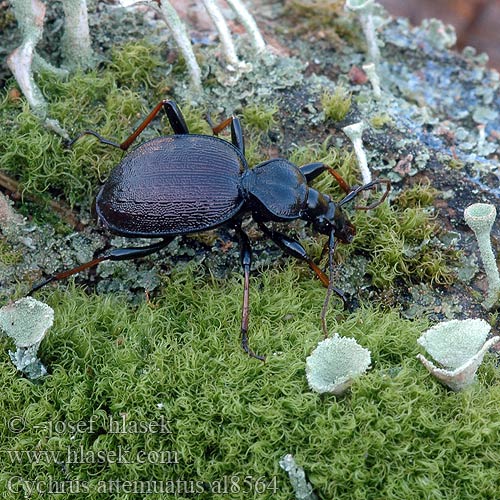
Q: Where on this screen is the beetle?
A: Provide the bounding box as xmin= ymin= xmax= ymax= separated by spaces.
xmin=29 ymin=100 xmax=389 ymax=360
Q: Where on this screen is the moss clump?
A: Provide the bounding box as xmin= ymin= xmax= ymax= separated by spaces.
xmin=0 ymin=42 xmax=172 ymax=207
xmin=284 ymin=0 xmax=354 ymax=45
xmin=288 ymin=139 xmax=358 ymax=189
xmin=370 ymin=113 xmax=394 ymax=129
xmin=242 ymin=103 xmax=279 ymax=133
xmin=393 ymin=180 xmax=439 ymax=209
xmin=2 ymin=265 xmax=500 ymax=498
xmin=346 ymin=201 xmax=455 ymax=287
xmin=109 ymin=42 xmax=164 ymax=89
xmin=321 ymin=87 xmax=352 ymax=122
xmin=0 ymin=238 xmax=23 ymax=265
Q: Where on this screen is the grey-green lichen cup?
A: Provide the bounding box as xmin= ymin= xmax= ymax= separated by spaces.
xmin=417 ymin=318 xmax=499 ymax=391
xmin=0 ymin=297 xmax=54 ymax=379
xmin=464 ymin=203 xmax=500 ymax=310
xmin=306 ymin=334 xmax=371 ymax=395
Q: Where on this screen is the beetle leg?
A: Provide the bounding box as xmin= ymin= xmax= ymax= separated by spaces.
xmin=208 ymin=115 xmax=245 ymax=156
xmin=300 ymin=163 xmax=352 ymax=194
xmin=68 ymin=100 xmax=189 ymax=151
xmin=234 ymin=225 xmax=264 ymax=361
xmin=300 ymin=162 xmax=329 ymax=182
xmin=339 ymin=178 xmax=391 ymax=210
xmin=256 ymin=221 xmax=327 ymax=284
xmin=257 ymin=220 xmax=347 ymax=304
xmin=119 ymin=100 xmax=189 ymax=149
xmin=29 ymin=238 xmax=174 ymax=294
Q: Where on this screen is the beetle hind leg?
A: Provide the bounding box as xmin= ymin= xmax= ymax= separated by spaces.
xmin=29 ymin=237 xmax=174 ymax=295
xmin=300 ymin=163 xmax=352 ymax=194
xmin=69 ymin=100 xmax=189 ymax=151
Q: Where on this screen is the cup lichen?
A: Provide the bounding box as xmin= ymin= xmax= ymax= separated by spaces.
xmin=342 ymin=121 xmax=372 ymax=184
xmin=306 ymin=334 xmax=371 ymax=395
xmin=0 ymin=297 xmax=54 ymax=379
xmin=464 ymin=203 xmax=500 ymax=310
xmin=417 ymin=318 xmax=499 ymax=391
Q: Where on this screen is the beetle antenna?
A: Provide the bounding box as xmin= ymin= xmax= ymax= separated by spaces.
xmin=320 ymin=231 xmax=347 ymax=337
xmin=339 ymin=178 xmax=390 ymax=211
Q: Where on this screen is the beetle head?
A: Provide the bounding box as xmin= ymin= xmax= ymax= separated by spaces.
xmin=312 ymin=201 xmax=356 ymax=244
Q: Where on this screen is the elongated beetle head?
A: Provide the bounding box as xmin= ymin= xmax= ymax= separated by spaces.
xmin=310 ymin=200 xmax=356 ymax=244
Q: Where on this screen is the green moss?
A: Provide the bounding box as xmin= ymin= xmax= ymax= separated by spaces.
xmin=244 ymin=133 xmax=269 ymax=167
xmin=0 ymin=238 xmax=23 ymax=265
xmin=0 ymin=42 xmax=170 ymax=207
xmin=448 ymin=157 xmax=465 ymax=169
xmin=321 ymin=87 xmax=352 ymax=122
xmin=288 ymin=138 xmax=358 ymax=190
xmin=393 ymin=180 xmax=439 ymax=209
xmin=241 ymin=103 xmax=278 ymax=133
xmin=1 ymin=266 xmax=500 ymax=498
xmin=284 ymin=0 xmax=355 ymax=45
xmin=370 ymin=113 xmax=394 ymax=129
xmin=345 ymin=202 xmax=455 ymax=287
xmin=177 ymin=103 xmax=212 ymax=136
xmin=109 ymin=42 xmax=164 ymax=89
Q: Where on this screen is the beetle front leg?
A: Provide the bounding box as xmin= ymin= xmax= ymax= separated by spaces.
xmin=300 ymin=163 xmax=351 ymax=194
xmin=256 ymin=221 xmax=329 ymax=286
xmin=256 ymin=221 xmax=347 ymax=304
xmin=234 ymin=225 xmax=264 ymax=361
xmin=208 ymin=115 xmax=245 ymax=156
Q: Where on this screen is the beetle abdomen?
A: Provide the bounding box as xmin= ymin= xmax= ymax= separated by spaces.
xmin=96 ymin=135 xmax=247 ymax=236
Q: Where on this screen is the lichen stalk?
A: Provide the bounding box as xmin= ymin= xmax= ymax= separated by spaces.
xmin=342 ymin=121 xmax=371 ymax=185
xmin=61 ymin=0 xmax=95 ymax=69
xmin=345 ymin=0 xmax=380 ymax=64
xmin=358 ymin=10 xmax=380 ymax=64
xmin=157 ymin=0 xmax=203 ymax=90
xmin=201 ymin=0 xmax=244 ymax=69
xmin=121 ymin=0 xmax=202 ymax=90
xmin=225 ymin=0 xmax=266 ymax=53
xmin=363 ymin=62 xmax=381 ymax=99
xmin=7 ymin=0 xmax=48 ymax=118
xmin=464 ymin=203 xmax=500 ymax=309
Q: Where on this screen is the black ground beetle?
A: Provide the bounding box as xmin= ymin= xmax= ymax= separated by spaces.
xmin=30 ymin=100 xmax=389 ymax=360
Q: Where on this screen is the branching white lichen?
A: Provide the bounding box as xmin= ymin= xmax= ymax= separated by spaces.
xmin=225 ymin=0 xmax=266 ymax=53
xmin=464 ymin=203 xmax=500 ymax=310
xmin=345 ymin=0 xmax=380 ymax=64
xmin=417 ymin=319 xmax=499 ymax=391
xmin=7 ymin=0 xmax=49 ymax=119
xmin=345 ymin=0 xmax=383 ymax=100
xmin=362 ymin=62 xmax=381 ymax=99
xmin=61 ymin=0 xmax=95 ymax=70
xmin=279 ymin=454 xmax=318 ymax=500
xmin=202 ymin=0 xmax=245 ymax=70
xmin=123 ymin=0 xmax=203 ymax=91
xmin=9 ymin=0 xmax=265 ymax=114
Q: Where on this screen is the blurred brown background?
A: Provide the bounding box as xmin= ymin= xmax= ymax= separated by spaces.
xmin=378 ymin=0 xmax=500 ymax=69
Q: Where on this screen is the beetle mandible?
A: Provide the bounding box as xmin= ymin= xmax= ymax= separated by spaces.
xmin=30 ymin=100 xmax=390 ymax=361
